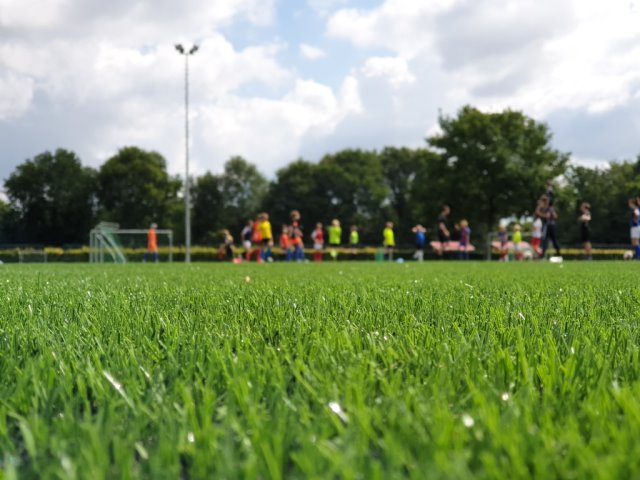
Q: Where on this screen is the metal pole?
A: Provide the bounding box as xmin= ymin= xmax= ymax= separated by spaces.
xmin=176 ymin=44 xmax=197 ymax=263
xmin=184 ymin=53 xmax=191 ymax=263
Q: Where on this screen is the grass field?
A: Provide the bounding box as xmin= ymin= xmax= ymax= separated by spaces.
xmin=1 ymin=262 xmax=640 ymax=479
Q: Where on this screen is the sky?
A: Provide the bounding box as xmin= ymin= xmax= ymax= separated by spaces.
xmin=1 ymin=0 xmax=640 ymax=183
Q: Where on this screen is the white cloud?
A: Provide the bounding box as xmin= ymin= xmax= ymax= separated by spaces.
xmin=2 ymin=0 xmax=640 ymax=182
xmin=307 ymin=0 xmax=349 ymax=16
xmin=0 ymin=0 xmax=276 ymax=37
xmin=327 ymin=0 xmax=455 ymax=58
xmin=299 ymin=43 xmax=326 ymax=60
xmin=361 ymin=56 xmax=415 ymax=87
xmin=329 ymin=0 xmax=640 ymax=118
xmin=0 ymin=73 xmax=34 ymax=120
xmin=197 ymin=76 xmax=362 ymax=172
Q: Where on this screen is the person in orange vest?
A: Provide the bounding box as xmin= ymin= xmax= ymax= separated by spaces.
xmin=144 ymin=223 xmax=159 ymax=263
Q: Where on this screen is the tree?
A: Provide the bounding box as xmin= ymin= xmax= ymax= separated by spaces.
xmin=97 ymin=147 xmax=182 ymax=229
xmin=192 ymin=172 xmax=223 ymax=244
xmin=559 ymin=160 xmax=639 ymax=245
xmin=0 ymin=198 xmax=13 ymax=244
xmin=427 ymin=106 xmax=569 ymax=235
xmin=218 ymin=157 xmax=268 ymax=235
xmin=4 ymin=149 xmax=97 ymax=245
xmin=381 ymin=147 xmax=439 ymax=243
xmin=262 ymin=159 xmax=326 ymax=234
xmin=313 ymin=149 xmax=390 ymax=243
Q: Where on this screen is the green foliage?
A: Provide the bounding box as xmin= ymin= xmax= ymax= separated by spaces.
xmin=218 ymin=157 xmax=268 ymax=237
xmin=427 ymin=105 xmax=569 ymax=235
xmin=315 ymin=149 xmax=390 ymax=242
xmin=191 ymin=172 xmax=223 ymax=245
xmin=97 ymin=146 xmax=182 ymax=229
xmin=557 ymin=161 xmax=640 ymax=244
xmin=7 ymin=104 xmax=640 ymax=248
xmin=262 ymin=159 xmax=326 ymax=236
xmin=381 ymin=147 xmax=439 ymax=243
xmin=1 ymin=263 xmax=640 ymax=478
xmin=0 ymin=198 xmax=11 ymax=243
xmin=3 ymin=149 xmax=97 ymax=245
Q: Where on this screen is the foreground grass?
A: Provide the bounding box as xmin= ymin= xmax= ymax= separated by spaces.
xmin=0 ymin=262 xmax=639 ymax=479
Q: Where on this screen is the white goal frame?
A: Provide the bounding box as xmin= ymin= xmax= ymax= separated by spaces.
xmin=90 ymin=222 xmax=173 ymax=263
xmin=17 ymin=248 xmax=48 ymax=263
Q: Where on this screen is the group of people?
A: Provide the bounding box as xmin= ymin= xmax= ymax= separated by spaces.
xmin=143 ymin=178 xmax=640 ymax=262
xmin=225 ymin=210 xmax=362 ymax=263
xmin=493 ymin=181 xmax=593 ymax=261
xmin=219 ymin=207 xmax=469 ymax=263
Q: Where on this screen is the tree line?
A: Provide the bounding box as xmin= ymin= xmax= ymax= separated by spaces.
xmin=1 ymin=105 xmax=638 ymax=248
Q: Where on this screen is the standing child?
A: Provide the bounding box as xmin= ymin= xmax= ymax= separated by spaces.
xmin=383 ymin=222 xmax=395 ymax=261
xmin=437 ymin=205 xmax=451 ymax=257
xmin=290 ymin=210 xmax=305 ymax=261
xmin=250 ymin=215 xmax=263 ymax=262
xmin=412 ymin=224 xmax=427 ymax=262
xmin=497 ymin=224 xmax=508 ymax=261
xmin=258 ymin=213 xmax=273 ymax=262
xmin=629 ymin=198 xmax=640 ymax=259
xmin=327 ymin=219 xmax=342 ymax=261
xmin=144 ymin=223 xmax=159 ymax=263
xmin=458 ymin=220 xmax=471 ymax=260
xmin=279 ymin=225 xmax=292 ymax=261
xmin=531 ymin=211 xmax=543 ymax=257
xmin=579 ymin=202 xmax=592 ymax=260
xmin=349 ymin=225 xmax=359 ymax=260
xmin=513 ymin=224 xmax=523 ymax=260
xmin=222 ymin=229 xmax=234 ymax=261
xmin=538 ymin=195 xmax=560 ymax=257
xmin=241 ymin=219 xmax=253 ymax=262
xmin=311 ymin=222 xmax=324 ymax=262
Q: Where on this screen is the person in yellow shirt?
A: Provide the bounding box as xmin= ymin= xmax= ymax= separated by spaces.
xmin=257 ymin=213 xmax=273 ymax=262
xmin=512 ymin=224 xmax=523 ymax=261
xmin=349 ymin=225 xmax=359 ymax=260
xmin=383 ymin=221 xmax=395 ymax=261
xmin=327 ymin=219 xmax=342 ymax=261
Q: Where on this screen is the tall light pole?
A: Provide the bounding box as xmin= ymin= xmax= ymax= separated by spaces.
xmin=175 ymin=43 xmax=198 ymax=263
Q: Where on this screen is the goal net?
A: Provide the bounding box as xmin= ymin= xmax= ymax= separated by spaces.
xmin=90 ymin=222 xmax=174 ymax=263
xmin=18 ymin=248 xmax=48 ymax=263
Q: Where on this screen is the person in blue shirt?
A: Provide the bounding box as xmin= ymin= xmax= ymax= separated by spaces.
xmin=412 ymin=224 xmax=427 ymax=262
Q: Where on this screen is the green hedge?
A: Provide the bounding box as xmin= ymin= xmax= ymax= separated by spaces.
xmin=0 ymin=245 xmax=630 ymax=263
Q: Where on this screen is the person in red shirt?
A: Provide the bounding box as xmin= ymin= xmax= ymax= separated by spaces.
xmin=279 ymin=225 xmax=292 ymax=261
xmin=249 ymin=215 xmax=263 ymax=262
xmin=144 ymin=223 xmax=159 ymax=263
xmin=311 ymin=222 xmax=324 ymax=262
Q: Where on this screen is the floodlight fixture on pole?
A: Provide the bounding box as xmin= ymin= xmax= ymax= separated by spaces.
xmin=175 ymin=43 xmax=198 ymax=263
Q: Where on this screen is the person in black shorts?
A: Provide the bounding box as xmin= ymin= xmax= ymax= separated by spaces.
xmin=537 ymin=195 xmax=560 ymax=257
xmin=579 ymin=202 xmax=592 ymax=260
xmin=436 ymin=205 xmax=451 ymax=257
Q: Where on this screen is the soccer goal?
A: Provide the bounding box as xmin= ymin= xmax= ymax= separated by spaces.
xmin=17 ymin=248 xmax=48 ymax=263
xmin=89 ymin=222 xmax=173 ymax=263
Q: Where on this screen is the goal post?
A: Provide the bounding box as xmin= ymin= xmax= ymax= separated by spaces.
xmin=17 ymin=248 xmax=48 ymax=263
xmin=90 ymin=222 xmax=173 ymax=263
